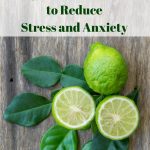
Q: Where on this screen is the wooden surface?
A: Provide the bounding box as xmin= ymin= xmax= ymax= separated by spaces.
xmin=0 ymin=37 xmax=150 ymax=150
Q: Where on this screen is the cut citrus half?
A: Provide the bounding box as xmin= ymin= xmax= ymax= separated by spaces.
xmin=96 ymin=96 xmax=139 ymax=140
xmin=52 ymin=86 xmax=95 ymax=130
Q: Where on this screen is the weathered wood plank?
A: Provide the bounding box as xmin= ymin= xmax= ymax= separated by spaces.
xmin=0 ymin=37 xmax=150 ymax=150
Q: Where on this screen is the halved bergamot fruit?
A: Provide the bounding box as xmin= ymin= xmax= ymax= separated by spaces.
xmin=52 ymin=87 xmax=95 ymax=130
xmin=96 ymin=96 xmax=139 ymax=140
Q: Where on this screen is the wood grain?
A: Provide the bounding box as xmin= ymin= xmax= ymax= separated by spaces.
xmin=0 ymin=37 xmax=150 ymax=150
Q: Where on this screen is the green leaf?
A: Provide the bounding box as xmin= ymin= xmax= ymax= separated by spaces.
xmin=4 ymin=93 xmax=51 ymax=127
xmin=108 ymin=139 xmax=129 ymax=150
xmin=93 ymin=95 xmax=100 ymax=101
xmin=60 ymin=64 xmax=92 ymax=92
xmin=50 ymin=88 xmax=61 ymax=99
xmin=127 ymin=88 xmax=139 ymax=104
xmin=21 ymin=56 xmax=62 ymax=87
xmin=40 ymin=125 xmax=78 ymax=150
xmin=95 ymin=95 xmax=106 ymax=106
xmin=92 ymin=133 xmax=129 ymax=150
xmin=92 ymin=133 xmax=110 ymax=150
xmin=91 ymin=95 xmax=106 ymax=134
xmin=82 ymin=140 xmax=92 ymax=150
xmin=91 ymin=120 xmax=98 ymax=134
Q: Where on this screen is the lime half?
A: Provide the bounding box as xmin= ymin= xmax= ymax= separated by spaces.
xmin=52 ymin=87 xmax=95 ymax=130
xmin=96 ymin=96 xmax=139 ymax=140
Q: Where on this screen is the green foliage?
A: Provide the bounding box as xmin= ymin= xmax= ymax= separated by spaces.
xmin=50 ymin=88 xmax=61 ymax=99
xmin=91 ymin=120 xmax=98 ymax=134
xmin=60 ymin=64 xmax=92 ymax=92
xmin=4 ymin=93 xmax=51 ymax=127
xmin=95 ymin=95 xmax=106 ymax=106
xmin=21 ymin=56 xmax=62 ymax=87
xmin=82 ymin=140 xmax=92 ymax=150
xmin=21 ymin=56 xmax=94 ymax=93
xmin=40 ymin=125 xmax=78 ymax=150
xmin=92 ymin=133 xmax=129 ymax=150
xmin=127 ymin=88 xmax=139 ymax=104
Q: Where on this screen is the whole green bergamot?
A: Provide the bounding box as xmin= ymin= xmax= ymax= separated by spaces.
xmin=84 ymin=42 xmax=128 ymax=95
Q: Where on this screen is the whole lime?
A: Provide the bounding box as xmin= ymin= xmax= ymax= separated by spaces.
xmin=84 ymin=42 xmax=128 ymax=95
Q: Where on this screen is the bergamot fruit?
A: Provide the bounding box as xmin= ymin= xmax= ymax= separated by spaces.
xmin=84 ymin=42 xmax=128 ymax=95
